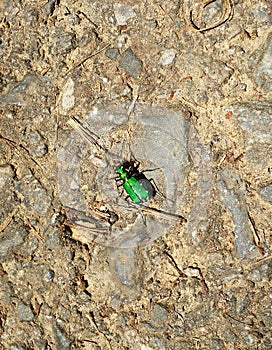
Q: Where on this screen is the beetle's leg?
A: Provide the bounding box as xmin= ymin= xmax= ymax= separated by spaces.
xmin=124 ymin=195 xmax=130 ymax=202
xmin=139 ymin=209 xmax=147 ymax=226
xmin=108 ymin=211 xmax=119 ymax=225
xmin=133 ymin=159 xmax=141 ymax=171
xmin=148 ymin=177 xmax=170 ymax=202
xmin=114 ymin=180 xmax=125 ymax=196
xmin=113 ymin=178 xmax=123 ymax=185
xmin=109 ymin=175 xmax=120 ymax=180
xmin=127 ymin=150 xmax=141 ymax=171
xmin=141 ymin=167 xmax=160 ymax=173
xmin=114 ymin=175 xmax=122 ymax=181
xmin=149 ymin=178 xmax=175 ymax=203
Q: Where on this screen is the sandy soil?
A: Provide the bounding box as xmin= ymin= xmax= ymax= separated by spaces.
xmin=0 ymin=1 xmax=271 ymax=349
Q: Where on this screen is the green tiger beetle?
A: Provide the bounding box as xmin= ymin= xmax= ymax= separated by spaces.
xmin=115 ymin=160 xmax=156 ymax=204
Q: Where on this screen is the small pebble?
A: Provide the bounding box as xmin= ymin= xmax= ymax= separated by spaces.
xmin=53 ymin=322 xmax=72 ymax=349
xmin=159 ymin=49 xmax=176 ymax=66
xmin=34 ymin=144 xmax=48 ymax=157
xmin=18 ymin=301 xmax=34 ymax=322
xmin=259 ymin=184 xmax=272 ymax=203
xmin=150 ymin=304 xmax=168 ymax=325
xmin=113 ymin=4 xmax=136 ymax=25
xmin=119 ymin=48 xmax=142 ymax=78
xmin=62 ymin=78 xmax=75 ymax=112
xmin=44 ymin=229 xmax=62 ymax=249
xmin=52 ymin=32 xmax=76 ymax=55
xmin=44 ymin=269 xmax=55 ymax=281
xmin=105 ymin=47 xmax=119 ymax=60
xmin=183 ymin=266 xmax=201 ymax=278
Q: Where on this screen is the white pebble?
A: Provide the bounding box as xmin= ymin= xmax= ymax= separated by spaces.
xmin=113 ymin=4 xmax=136 ymax=25
xmin=159 ymin=49 xmax=176 ymax=66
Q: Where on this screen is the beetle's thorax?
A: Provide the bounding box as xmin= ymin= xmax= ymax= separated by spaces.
xmin=116 ymin=166 xmax=128 ymax=181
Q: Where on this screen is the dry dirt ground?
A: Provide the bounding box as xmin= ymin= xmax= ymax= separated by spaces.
xmin=0 ymin=1 xmax=272 ymax=349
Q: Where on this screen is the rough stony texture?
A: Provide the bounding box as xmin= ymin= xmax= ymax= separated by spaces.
xmin=0 ymin=0 xmax=271 ymax=349
xmin=119 ymin=48 xmax=143 ymax=79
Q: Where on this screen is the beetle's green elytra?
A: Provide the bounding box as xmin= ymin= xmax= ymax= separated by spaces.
xmin=116 ymin=162 xmax=155 ymax=204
